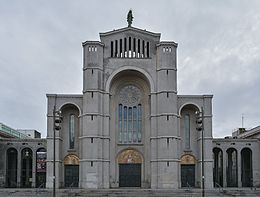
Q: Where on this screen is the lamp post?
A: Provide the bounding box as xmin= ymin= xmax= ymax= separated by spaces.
xmin=196 ymin=107 xmax=205 ymax=197
xmin=53 ymin=106 xmax=62 ymax=197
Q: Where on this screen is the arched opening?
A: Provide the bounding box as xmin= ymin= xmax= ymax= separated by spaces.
xmin=179 ymin=104 xmax=200 ymax=151
xmin=6 ymin=148 xmax=18 ymax=188
xmin=21 ymin=148 xmax=33 ymax=188
xmin=60 ymin=103 xmax=80 ymax=151
xmin=64 ymin=154 xmax=79 ymax=188
xmin=213 ymin=147 xmax=223 ymax=187
xmin=108 ymin=68 xmax=152 ymax=188
xmin=241 ymin=148 xmax=253 ymax=187
xmin=36 ymin=148 xmax=46 ymax=188
xmin=118 ymin=149 xmax=142 ymax=187
xmin=180 ymin=154 xmax=196 ymax=187
xmin=226 ymin=148 xmax=238 ymax=187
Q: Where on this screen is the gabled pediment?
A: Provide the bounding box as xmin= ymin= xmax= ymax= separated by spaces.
xmin=99 ymin=26 xmax=161 ymax=39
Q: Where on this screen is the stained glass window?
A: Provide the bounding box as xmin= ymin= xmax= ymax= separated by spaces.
xmin=118 ymin=85 xmax=142 ymax=144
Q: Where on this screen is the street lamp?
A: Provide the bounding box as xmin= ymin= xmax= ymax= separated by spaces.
xmin=53 ymin=107 xmax=62 ymax=197
xmin=196 ymin=107 xmax=205 ymax=197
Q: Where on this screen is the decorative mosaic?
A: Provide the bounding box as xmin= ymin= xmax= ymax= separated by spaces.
xmin=180 ymin=154 xmax=196 ymax=165
xmin=118 ymin=149 xmax=142 ymax=164
xmin=64 ymin=154 xmax=79 ymax=165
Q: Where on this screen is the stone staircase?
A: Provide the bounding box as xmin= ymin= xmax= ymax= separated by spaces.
xmin=0 ymin=188 xmax=259 ymax=197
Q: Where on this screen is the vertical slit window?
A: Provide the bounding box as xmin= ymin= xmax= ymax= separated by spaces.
xmin=128 ymin=107 xmax=132 ymax=142
xmin=123 ymin=106 xmax=127 ymax=143
xmin=115 ymin=40 xmax=118 ymax=57
xmin=119 ymin=104 xmax=123 ymax=143
xmin=69 ymin=114 xmax=75 ymax=149
xmin=142 ymin=40 xmax=145 ymax=58
xmin=138 ymin=39 xmax=140 ymax=58
xmin=124 ymin=38 xmax=127 ymax=57
xmin=133 ymin=38 xmax=136 ymax=58
xmin=111 ymin=41 xmax=113 ymax=57
xmin=133 ymin=106 xmax=137 ymax=142
xmin=184 ymin=114 xmax=190 ymax=149
xmin=129 ymin=37 xmax=132 ymax=57
xmin=137 ymin=104 xmax=142 ymax=142
xmin=120 ymin=39 xmax=122 ymax=57
xmin=147 ymin=42 xmax=150 ymax=58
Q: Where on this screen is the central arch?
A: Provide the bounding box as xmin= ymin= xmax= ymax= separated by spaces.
xmin=107 ymin=68 xmax=152 ymax=188
xmin=105 ymin=66 xmax=155 ymax=93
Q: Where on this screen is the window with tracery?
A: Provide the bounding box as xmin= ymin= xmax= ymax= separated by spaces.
xmin=118 ymin=85 xmax=142 ymax=143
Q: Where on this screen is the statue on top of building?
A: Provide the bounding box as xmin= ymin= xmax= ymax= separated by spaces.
xmin=127 ymin=9 xmax=133 ymax=27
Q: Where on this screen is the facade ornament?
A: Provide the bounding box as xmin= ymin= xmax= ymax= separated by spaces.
xmin=119 ymin=85 xmax=141 ymax=106
xmin=127 ymin=9 xmax=133 ymax=27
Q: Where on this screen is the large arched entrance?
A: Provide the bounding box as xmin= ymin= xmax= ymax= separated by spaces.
xmin=64 ymin=154 xmax=79 ymax=187
xmin=180 ymin=154 xmax=196 ymax=187
xmin=118 ymin=149 xmax=142 ymax=187
xmin=241 ymin=148 xmax=253 ymax=187
xmin=6 ymin=148 xmax=18 ymax=188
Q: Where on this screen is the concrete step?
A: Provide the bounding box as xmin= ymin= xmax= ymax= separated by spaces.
xmin=0 ymin=188 xmax=259 ymax=197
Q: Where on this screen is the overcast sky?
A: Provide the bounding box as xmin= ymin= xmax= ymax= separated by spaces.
xmin=0 ymin=0 xmax=260 ymax=138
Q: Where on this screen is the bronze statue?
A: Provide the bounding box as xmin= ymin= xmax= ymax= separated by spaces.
xmin=127 ymin=9 xmax=133 ymax=27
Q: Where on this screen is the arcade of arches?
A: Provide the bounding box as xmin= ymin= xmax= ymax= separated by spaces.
xmin=5 ymin=146 xmax=46 ymax=188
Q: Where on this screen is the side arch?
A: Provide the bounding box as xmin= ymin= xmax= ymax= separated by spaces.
xmin=178 ymin=102 xmax=201 ymax=116
xmin=59 ymin=102 xmax=82 ymax=116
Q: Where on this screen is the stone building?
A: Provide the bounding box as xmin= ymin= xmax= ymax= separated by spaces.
xmin=46 ymin=25 xmax=214 ymax=189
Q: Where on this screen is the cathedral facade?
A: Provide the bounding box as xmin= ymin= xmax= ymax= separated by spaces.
xmin=46 ymin=25 xmax=214 ymax=189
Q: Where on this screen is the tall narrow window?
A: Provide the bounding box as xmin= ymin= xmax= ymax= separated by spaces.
xmin=69 ymin=114 xmax=75 ymax=149
xmin=146 ymin=42 xmax=150 ymax=58
xmin=137 ymin=104 xmax=142 ymax=142
xmin=124 ymin=38 xmax=127 ymax=57
xmin=184 ymin=114 xmax=190 ymax=149
xmin=128 ymin=37 xmax=132 ymax=57
xmin=111 ymin=41 xmax=114 ymax=57
xmin=137 ymin=39 xmax=140 ymax=58
xmin=119 ymin=104 xmax=123 ymax=143
xmin=133 ymin=106 xmax=137 ymax=142
xmin=115 ymin=40 xmax=118 ymax=57
xmin=123 ymin=106 xmax=127 ymax=143
xmin=119 ymin=39 xmax=122 ymax=57
xmin=128 ymin=107 xmax=132 ymax=142
xmin=142 ymin=40 xmax=145 ymax=58
xmin=133 ymin=38 xmax=136 ymax=57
